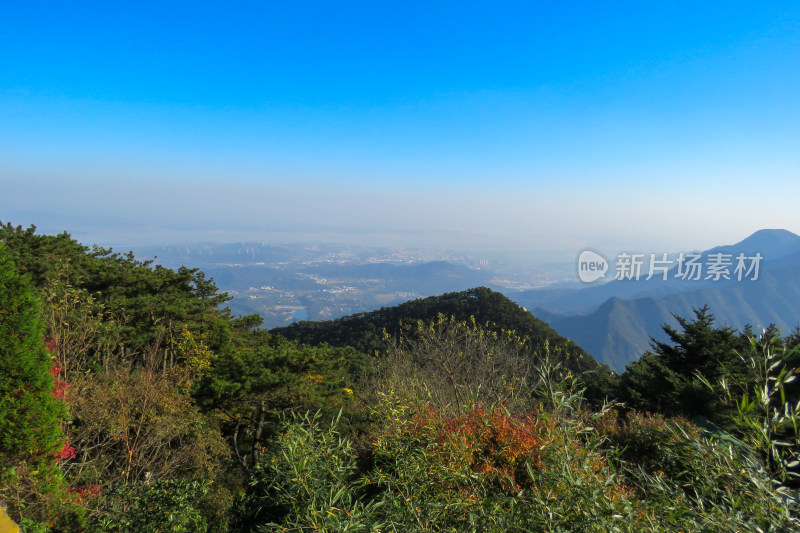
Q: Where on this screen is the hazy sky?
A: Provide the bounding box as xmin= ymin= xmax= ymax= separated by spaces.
xmin=2 ymin=1 xmax=799 ymax=259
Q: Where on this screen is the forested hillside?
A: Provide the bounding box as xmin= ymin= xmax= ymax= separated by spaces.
xmin=2 ymin=223 xmax=800 ymax=532
xmin=0 ymin=223 xmax=364 ymax=531
xmin=273 ymin=287 xmax=618 ymax=402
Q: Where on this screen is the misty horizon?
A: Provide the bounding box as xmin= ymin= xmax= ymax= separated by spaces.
xmin=3 ymin=3 xmax=799 ymax=263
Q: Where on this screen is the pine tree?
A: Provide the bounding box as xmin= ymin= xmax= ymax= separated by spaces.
xmin=0 ymin=242 xmax=68 ymax=523
xmin=622 ymin=306 xmax=748 ymax=418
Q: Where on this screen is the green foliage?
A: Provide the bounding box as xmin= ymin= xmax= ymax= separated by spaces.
xmin=0 ymin=244 xmax=65 ymax=463
xmin=0 ymin=222 xmax=231 ymax=369
xmin=701 ymin=330 xmax=800 ymax=485
xmin=240 ymin=392 xmax=800 ymax=532
xmin=4 ymin=222 xmax=800 ymax=531
xmin=235 ymin=411 xmax=382 ymax=533
xmin=628 ymin=432 xmax=798 ymax=531
xmin=0 ymin=243 xmax=76 ymax=527
xmin=273 ymin=287 xmax=618 ymax=403
xmin=39 ymin=263 xmax=124 ymax=374
xmin=370 ymin=314 xmax=534 ymax=413
xmin=175 ymin=325 xmax=217 ymax=377
xmin=0 ymin=223 xmax=239 ymax=527
xmin=66 ymin=361 xmax=230 ymax=494
xmin=89 ymin=479 xmax=211 ymax=532
xmin=237 ymin=394 xmax=628 ymax=531
xmin=621 ymin=306 xmax=749 ymax=418
xmin=594 ymin=410 xmax=702 ymax=478
xmin=195 ymin=331 xmax=364 ymax=470
xmin=238 ymin=316 xmax=800 ymax=532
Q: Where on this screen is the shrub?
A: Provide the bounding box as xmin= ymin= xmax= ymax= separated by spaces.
xmin=594 ymin=410 xmax=702 ymax=478
xmin=595 ymin=409 xmax=800 ymax=530
xmin=235 ymin=411 xmax=382 ymax=533
xmin=369 ymin=315 xmax=534 ymax=413
xmin=88 ymin=479 xmax=210 ymax=532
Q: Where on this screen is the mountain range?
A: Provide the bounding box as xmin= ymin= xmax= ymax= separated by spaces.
xmin=132 ymin=230 xmax=800 ymax=372
xmin=513 ymin=229 xmax=800 ymax=371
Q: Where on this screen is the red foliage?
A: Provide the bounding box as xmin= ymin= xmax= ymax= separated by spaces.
xmin=45 ymin=337 xmax=70 ymax=400
xmin=406 ymin=405 xmax=543 ymax=494
xmin=55 ymin=440 xmax=76 ymax=461
xmin=45 ymin=336 xmax=74 ymax=462
xmin=68 ymin=484 xmax=102 ymax=505
xmin=50 ymin=364 xmax=69 ymax=401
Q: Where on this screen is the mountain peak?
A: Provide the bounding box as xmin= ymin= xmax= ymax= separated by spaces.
xmin=735 ymin=229 xmax=800 ymax=248
xmin=706 ymin=229 xmax=800 ymax=260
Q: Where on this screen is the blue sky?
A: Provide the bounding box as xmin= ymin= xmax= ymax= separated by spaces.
xmin=1 ymin=1 xmax=799 ymax=258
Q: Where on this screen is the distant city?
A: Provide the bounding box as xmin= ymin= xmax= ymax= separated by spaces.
xmin=132 ymin=242 xmax=576 ymax=328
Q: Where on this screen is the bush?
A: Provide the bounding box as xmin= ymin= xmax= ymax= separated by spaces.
xmin=234 ymin=411 xmax=381 ymax=533
xmin=240 ymin=395 xmax=647 ymax=532
xmin=89 ymin=479 xmax=211 ymax=532
xmin=594 ymin=410 xmax=702 ymax=478
xmin=364 ymin=398 xmax=547 ymax=531
xmin=595 ymin=409 xmax=799 ymax=530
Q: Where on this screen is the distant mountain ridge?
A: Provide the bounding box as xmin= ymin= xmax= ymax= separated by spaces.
xmin=522 ymin=229 xmax=800 ymax=372
xmin=512 ymin=229 xmax=800 ymax=316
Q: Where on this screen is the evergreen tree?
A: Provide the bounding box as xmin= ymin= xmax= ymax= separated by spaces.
xmin=622 ymin=306 xmax=747 ymax=418
xmin=0 ymin=243 xmax=65 ymax=463
xmin=0 ymin=243 xmax=70 ymax=525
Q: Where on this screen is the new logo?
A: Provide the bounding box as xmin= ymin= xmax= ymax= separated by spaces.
xmin=577 ymin=249 xmax=608 ymax=283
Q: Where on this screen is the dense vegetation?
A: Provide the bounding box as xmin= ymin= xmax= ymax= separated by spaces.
xmin=2 ymin=222 xmax=799 ymax=531
xmin=273 ymin=287 xmax=619 ymax=402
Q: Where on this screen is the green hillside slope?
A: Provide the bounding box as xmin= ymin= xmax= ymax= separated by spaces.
xmin=272 ymin=287 xmax=616 ymax=398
